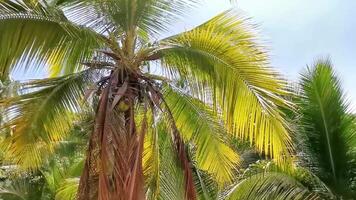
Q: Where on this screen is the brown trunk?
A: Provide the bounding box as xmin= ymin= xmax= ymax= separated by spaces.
xmin=77 ymin=81 xmax=110 ymax=200
xmin=78 ymin=72 xmax=145 ymax=200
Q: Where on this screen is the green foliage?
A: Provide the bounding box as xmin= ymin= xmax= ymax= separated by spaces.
xmin=163 ymin=84 xmax=239 ymax=185
xmin=0 ymin=0 xmax=104 ymax=78
xmin=223 ymin=159 xmax=329 ymax=200
xmin=297 ymin=58 xmax=356 ymax=198
xmin=225 ymin=172 xmax=318 ymax=200
xmin=0 ymin=69 xmax=98 ymax=170
xmin=160 ymin=10 xmax=293 ymax=162
xmin=0 ymin=0 xmax=300 ymax=199
xmin=0 ymin=110 xmax=89 ymax=200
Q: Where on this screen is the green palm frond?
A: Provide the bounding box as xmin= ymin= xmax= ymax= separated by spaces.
xmin=43 ymin=164 xmax=64 ymax=196
xmin=91 ymin=0 xmax=197 ymax=38
xmin=143 ymin=112 xmax=161 ymax=199
xmin=0 ymin=69 xmax=99 ymax=170
xmin=42 ymin=147 xmax=85 ymax=200
xmin=192 ymin=167 xmax=219 ymax=200
xmin=240 ymin=159 xmax=334 ymax=198
xmin=0 ymin=173 xmax=47 ymax=200
xmin=42 ymin=166 xmax=81 ymax=200
xmin=55 ymin=178 xmax=79 ymax=200
xmin=42 ymin=157 xmax=82 ymax=200
xmin=158 ymin=10 xmax=293 ymax=162
xmin=163 ymin=84 xmax=239 ymax=185
xmin=144 ymin=120 xmax=186 ymax=200
xmin=0 ymin=0 xmax=104 ymax=78
xmin=157 ymin=129 xmax=185 ymax=200
xmin=298 ymin=58 xmax=356 ymax=197
xmin=225 ymin=172 xmax=320 ymax=200
xmin=0 ymin=179 xmax=30 ymax=200
xmin=51 ymin=0 xmax=118 ymax=34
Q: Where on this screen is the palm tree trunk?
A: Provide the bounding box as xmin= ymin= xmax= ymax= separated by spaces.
xmin=77 ymin=81 xmax=110 ymax=200
xmin=78 ymin=72 xmax=145 ymax=200
xmin=78 ymin=71 xmax=198 ymax=200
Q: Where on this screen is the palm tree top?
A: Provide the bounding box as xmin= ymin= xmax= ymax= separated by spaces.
xmin=298 ymin=58 xmax=356 ymax=198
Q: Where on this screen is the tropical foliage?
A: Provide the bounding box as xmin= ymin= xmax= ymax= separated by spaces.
xmin=0 ymin=0 xmax=294 ymax=199
xmin=296 ymin=59 xmax=356 ymax=199
xmin=0 ymin=0 xmax=355 ymax=200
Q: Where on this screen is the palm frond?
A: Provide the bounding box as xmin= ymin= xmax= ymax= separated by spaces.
xmin=192 ymin=167 xmax=219 ymax=200
xmin=55 ymin=178 xmax=79 ymax=200
xmin=0 ymin=173 xmax=48 ymax=200
xmin=143 ymin=111 xmax=161 ymax=199
xmin=156 ymin=127 xmax=186 ymax=200
xmin=92 ymin=0 xmax=198 ymax=39
xmin=0 ymin=179 xmax=30 ymax=200
xmin=41 ymin=160 xmax=82 ymax=200
xmin=0 ymin=0 xmax=104 ymax=78
xmin=163 ymin=84 xmax=239 ymax=185
xmin=56 ymin=0 xmax=111 ymax=30
xmin=158 ymin=9 xmax=293 ymax=162
xmin=0 ymin=69 xmax=99 ymax=170
xmin=298 ymin=58 xmax=356 ymax=197
xmin=225 ymin=172 xmax=320 ymax=200
xmin=240 ymin=159 xmax=334 ymax=198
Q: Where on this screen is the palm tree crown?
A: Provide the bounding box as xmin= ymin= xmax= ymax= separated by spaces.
xmin=297 ymin=59 xmax=356 ymax=198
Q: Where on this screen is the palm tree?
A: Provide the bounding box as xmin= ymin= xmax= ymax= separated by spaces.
xmin=297 ymin=59 xmax=356 ymax=199
xmin=0 ymin=1 xmax=293 ymax=199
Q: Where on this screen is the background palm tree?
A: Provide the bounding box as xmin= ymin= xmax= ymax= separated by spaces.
xmin=0 ymin=0 xmax=293 ymax=199
xmin=296 ymin=59 xmax=356 ymax=199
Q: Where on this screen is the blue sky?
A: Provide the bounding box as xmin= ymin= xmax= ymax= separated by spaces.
xmin=13 ymin=0 xmax=356 ymax=111
xmin=170 ymin=0 xmax=356 ymax=111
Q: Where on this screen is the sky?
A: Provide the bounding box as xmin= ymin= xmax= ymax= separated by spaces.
xmin=168 ymin=0 xmax=356 ymax=111
xmin=13 ymin=0 xmax=356 ymax=111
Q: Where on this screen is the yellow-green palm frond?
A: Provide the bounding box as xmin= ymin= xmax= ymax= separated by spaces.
xmin=43 ymin=157 xmax=84 ymax=200
xmin=225 ymin=172 xmax=320 ymax=200
xmin=91 ymin=0 xmax=198 ymax=38
xmin=156 ymin=126 xmax=186 ymax=200
xmin=142 ymin=109 xmax=160 ymax=199
xmin=0 ymin=69 xmax=98 ymax=170
xmin=55 ymin=178 xmax=79 ymax=200
xmin=163 ymin=84 xmax=239 ymax=185
xmin=143 ymin=118 xmax=186 ymax=200
xmin=240 ymin=159 xmax=334 ymax=198
xmin=192 ymin=166 xmax=219 ymax=199
xmin=0 ymin=0 xmax=105 ymax=78
xmin=158 ymin=9 xmax=293 ymax=162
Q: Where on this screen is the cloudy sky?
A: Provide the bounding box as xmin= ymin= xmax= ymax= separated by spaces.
xmin=171 ymin=0 xmax=356 ymax=111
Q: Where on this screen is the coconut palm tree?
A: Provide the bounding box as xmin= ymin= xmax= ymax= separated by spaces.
xmin=297 ymin=59 xmax=356 ymax=199
xmin=0 ymin=0 xmax=293 ymax=199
